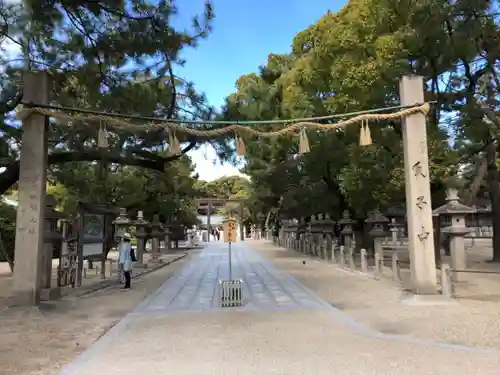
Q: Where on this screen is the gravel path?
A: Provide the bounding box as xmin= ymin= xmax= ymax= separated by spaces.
xmin=248 ymin=240 xmax=500 ymax=349
xmin=0 ymin=254 xmax=190 ymax=375
xmin=51 ymin=242 xmax=500 ymax=375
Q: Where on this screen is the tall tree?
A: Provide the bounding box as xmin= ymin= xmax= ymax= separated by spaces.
xmin=0 ymin=0 xmax=215 ymax=193
xmin=221 ymin=0 xmax=478 ymax=235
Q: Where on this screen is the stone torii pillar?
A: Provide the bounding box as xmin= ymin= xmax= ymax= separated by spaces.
xmin=400 ymin=75 xmax=437 ymax=294
xmin=13 ymin=71 xmax=50 ymax=305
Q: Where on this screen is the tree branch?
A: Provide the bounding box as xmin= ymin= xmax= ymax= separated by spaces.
xmin=0 ymin=141 xmax=197 ymax=195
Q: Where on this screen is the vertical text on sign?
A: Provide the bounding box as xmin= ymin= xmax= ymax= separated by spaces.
xmin=223 ymin=218 xmax=237 ymax=243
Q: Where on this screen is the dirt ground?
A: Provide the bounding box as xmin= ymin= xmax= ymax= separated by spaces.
xmin=0 ymin=250 xmax=162 ymax=308
xmin=0 ymin=255 xmax=189 ymax=375
xmin=247 ymin=240 xmax=500 ymax=350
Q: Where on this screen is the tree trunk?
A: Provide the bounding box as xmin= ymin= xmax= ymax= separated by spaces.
xmin=485 ymin=141 xmax=500 ymax=261
xmin=0 ymin=142 xmax=197 ymax=195
xmin=465 ymin=158 xmax=487 ymax=206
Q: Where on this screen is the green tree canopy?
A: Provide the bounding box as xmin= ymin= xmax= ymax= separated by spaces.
xmin=0 ymin=0 xmax=216 ymax=194
xmin=220 ymin=0 xmax=500 ymax=251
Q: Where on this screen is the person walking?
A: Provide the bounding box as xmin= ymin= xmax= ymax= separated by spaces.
xmin=118 ymin=232 xmax=134 ymax=289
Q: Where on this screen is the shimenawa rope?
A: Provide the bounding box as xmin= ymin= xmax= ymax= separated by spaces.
xmin=16 ymin=102 xmax=430 ymax=154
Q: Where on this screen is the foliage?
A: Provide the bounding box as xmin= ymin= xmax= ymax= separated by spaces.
xmin=194 ymin=176 xmax=251 ymax=199
xmin=194 ymin=175 xmax=253 ymax=220
xmin=47 ymin=155 xmax=200 ymax=224
xmin=4 ymin=0 xmax=500 ymax=261
xmin=0 ymin=0 xmax=217 ymax=195
xmin=0 ymin=1 xmax=217 ymax=261
xmin=220 ymin=0 xmax=500 ymax=230
xmin=0 ymin=200 xmax=16 ymax=266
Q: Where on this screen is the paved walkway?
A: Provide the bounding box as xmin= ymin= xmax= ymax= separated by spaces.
xmin=58 ymin=242 xmax=500 ymax=375
xmin=134 ymin=243 xmax=329 ymax=316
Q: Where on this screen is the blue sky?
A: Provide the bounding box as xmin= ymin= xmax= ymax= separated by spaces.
xmin=174 ymin=0 xmax=345 ymax=180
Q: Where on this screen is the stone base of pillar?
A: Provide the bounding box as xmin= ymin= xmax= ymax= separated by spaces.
xmin=40 ymin=287 xmax=61 ymax=301
xmin=12 ymin=290 xmax=40 ymax=306
xmin=411 ymin=286 xmax=439 ymax=295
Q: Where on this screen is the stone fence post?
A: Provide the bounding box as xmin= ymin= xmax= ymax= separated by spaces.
xmin=320 ymin=214 xmax=335 ymax=260
xmin=310 ymin=215 xmax=322 ymax=256
xmin=298 ymin=217 xmax=306 ymax=253
xmin=288 ymin=219 xmax=299 ymax=250
xmin=360 ymin=249 xmax=368 ymax=273
xmin=150 ymin=214 xmax=163 ymax=262
xmin=339 ymin=210 xmax=355 ymax=249
xmin=339 ymin=246 xmax=346 ymax=268
xmin=164 ymin=220 xmax=173 ymax=251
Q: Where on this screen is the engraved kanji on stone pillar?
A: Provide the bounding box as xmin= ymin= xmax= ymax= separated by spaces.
xmin=400 ymin=75 xmax=437 ymax=294
xmin=13 ymin=72 xmax=50 ymax=305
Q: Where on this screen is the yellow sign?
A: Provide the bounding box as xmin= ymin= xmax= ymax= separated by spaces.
xmin=223 ymin=218 xmax=237 ymax=243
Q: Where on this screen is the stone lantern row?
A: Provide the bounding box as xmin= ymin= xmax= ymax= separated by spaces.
xmin=278 ymin=210 xmax=394 ymax=244
xmin=39 ymin=204 xmax=175 ymax=302
xmin=276 ymin=188 xmax=477 ymax=289
xmin=275 ymin=209 xmax=411 ymax=262
xmin=112 ymin=208 xmax=174 ymax=265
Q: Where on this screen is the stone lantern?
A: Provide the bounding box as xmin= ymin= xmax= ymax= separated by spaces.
xmin=338 ymin=210 xmax=355 ymax=249
xmin=134 ymin=210 xmax=149 ymax=265
xmin=388 ymin=218 xmax=401 ymax=243
xmin=250 ymin=224 xmax=256 ymax=239
xmin=112 ymin=208 xmax=130 ymax=243
xmin=303 ymin=217 xmax=313 ymax=255
xmin=150 ymin=214 xmax=163 ymax=262
xmin=289 ymin=218 xmax=299 ymax=250
xmin=42 ymin=195 xmax=66 ymax=300
xmin=310 ymin=214 xmax=323 ymax=256
xmin=365 ymin=209 xmax=389 ymax=257
xmin=320 ymin=213 xmax=336 ymax=260
xmin=433 ymin=188 xmax=476 ymax=281
xmin=297 ymin=217 xmax=307 ymax=253
xmin=280 ymin=219 xmax=288 ymax=248
xmin=163 ymin=219 xmax=173 ymax=252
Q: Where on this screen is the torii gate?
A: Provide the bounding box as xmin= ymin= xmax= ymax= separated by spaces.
xmin=195 ymin=198 xmax=246 ymax=242
xmin=12 ymin=72 xmax=437 ymax=305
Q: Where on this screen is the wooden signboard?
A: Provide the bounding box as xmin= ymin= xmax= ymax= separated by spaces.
xmin=82 ymin=213 xmax=105 ymax=257
xmin=223 ymin=218 xmax=237 ymax=243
